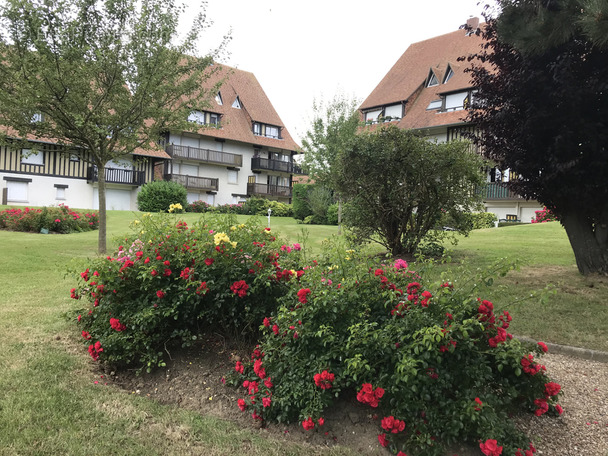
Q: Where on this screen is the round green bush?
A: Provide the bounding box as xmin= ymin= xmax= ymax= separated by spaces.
xmin=326 ymin=203 xmax=339 ymax=225
xmin=137 ymin=180 xmax=188 ymax=212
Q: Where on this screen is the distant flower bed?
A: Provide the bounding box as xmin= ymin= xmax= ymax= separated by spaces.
xmin=0 ymin=204 xmax=99 ymax=233
xmin=531 ymin=207 xmax=557 ymax=223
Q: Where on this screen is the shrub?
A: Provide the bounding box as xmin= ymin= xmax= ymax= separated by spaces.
xmin=137 ymin=180 xmax=188 ymax=212
xmin=0 ymin=204 xmax=99 ymax=233
xmin=307 ymin=185 xmax=333 ymax=224
xmin=472 ymin=212 xmax=498 ymax=229
xmin=326 ymin=203 xmax=339 ymax=225
xmin=243 ymin=196 xmax=293 ymax=217
xmin=186 ymin=200 xmax=211 ymax=213
xmin=229 ymin=247 xmax=562 ymax=455
xmin=69 ymin=214 xmax=304 ymax=372
xmin=531 ymin=207 xmax=556 ymax=223
xmin=292 ymin=184 xmax=312 ymax=220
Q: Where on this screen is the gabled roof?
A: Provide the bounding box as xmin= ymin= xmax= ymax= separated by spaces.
xmin=359 ymin=25 xmax=486 ymax=130
xmin=184 ymin=64 xmax=299 ymax=151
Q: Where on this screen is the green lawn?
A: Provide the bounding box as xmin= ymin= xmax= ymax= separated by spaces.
xmin=0 ymin=209 xmax=606 ymax=455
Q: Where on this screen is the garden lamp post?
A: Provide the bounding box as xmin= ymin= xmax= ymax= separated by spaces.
xmin=267 ymin=208 xmax=272 ymax=228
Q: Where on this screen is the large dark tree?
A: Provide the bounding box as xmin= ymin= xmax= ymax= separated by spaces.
xmin=467 ymin=6 xmax=608 ymax=274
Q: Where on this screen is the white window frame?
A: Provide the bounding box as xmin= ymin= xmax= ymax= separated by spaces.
xmin=227 ymin=169 xmax=238 ymax=184
xmin=21 ymin=149 xmax=43 ymax=166
xmin=6 ymin=180 xmax=29 ymax=202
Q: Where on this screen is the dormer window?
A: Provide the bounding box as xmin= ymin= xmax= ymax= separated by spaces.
xmin=232 ymin=96 xmax=242 ymax=109
xmin=427 ymin=70 xmax=439 ymax=87
xmin=443 ymin=66 xmax=454 ymax=84
xmin=253 ymin=122 xmax=280 ymax=139
xmin=215 ymin=92 xmax=223 ymax=105
xmin=188 ymin=110 xmax=221 ymax=126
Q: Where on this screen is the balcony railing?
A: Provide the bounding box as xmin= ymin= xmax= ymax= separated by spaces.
xmin=166 ymin=173 xmax=218 ymax=191
xmin=251 ymin=157 xmax=305 ymax=175
xmin=480 ymin=182 xmax=524 ymax=200
xmin=247 ymin=182 xmax=292 ymax=198
xmin=87 ymin=166 xmax=145 ymax=186
xmin=166 ymin=144 xmax=242 ymax=167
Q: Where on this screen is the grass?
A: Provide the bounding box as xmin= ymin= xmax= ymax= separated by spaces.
xmin=0 ymin=207 xmax=606 ymax=454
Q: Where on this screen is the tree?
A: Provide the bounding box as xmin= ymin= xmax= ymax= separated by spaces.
xmin=466 ymin=7 xmax=608 ymax=274
xmin=0 ymin=0 xmax=227 ymax=253
xmin=300 ymin=94 xmax=360 ymax=231
xmin=336 ymin=125 xmax=485 ymax=256
xmin=496 ymin=0 xmax=608 ymax=53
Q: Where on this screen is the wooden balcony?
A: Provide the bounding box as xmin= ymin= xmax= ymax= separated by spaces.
xmin=87 ymin=166 xmax=145 ymax=186
xmin=166 ymin=173 xmax=218 ymax=192
xmin=480 ymin=182 xmax=524 ymax=200
xmin=247 ymin=182 xmax=292 ymax=198
xmin=251 ymin=157 xmax=305 ymax=174
xmin=166 ymin=144 xmax=242 ymax=167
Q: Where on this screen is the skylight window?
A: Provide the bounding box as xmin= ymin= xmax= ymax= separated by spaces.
xmin=215 ymin=92 xmax=223 ymax=105
xmin=427 ymin=100 xmax=442 ymax=110
xmin=232 ymin=96 xmax=241 ymax=109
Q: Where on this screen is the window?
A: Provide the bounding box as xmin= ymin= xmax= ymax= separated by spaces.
xmin=209 ymin=113 xmax=219 ymax=126
xmin=443 ymin=66 xmax=454 ymax=84
xmin=266 ymin=125 xmax=279 ymax=139
xmin=55 ymin=184 xmax=68 ymax=200
xmin=427 ymin=70 xmax=439 ymax=87
xmin=427 ymin=100 xmax=442 ymax=110
xmin=444 ymin=91 xmax=469 ymax=111
xmin=384 ymin=104 xmax=402 ymax=119
xmin=232 ymin=96 xmax=241 ymax=109
xmin=21 ymin=149 xmax=43 ymax=166
xmin=228 ymin=169 xmax=238 ymax=184
xmin=187 ymin=192 xmax=199 ymax=204
xmin=206 ymin=193 xmax=215 ymax=206
xmin=253 ymin=122 xmax=281 ymax=139
xmin=5 ymin=180 xmax=29 ymax=202
xmin=188 ymin=110 xmax=206 ymax=124
xmin=365 ymin=109 xmax=382 ymax=123
xmin=215 ymin=92 xmax=223 ymax=105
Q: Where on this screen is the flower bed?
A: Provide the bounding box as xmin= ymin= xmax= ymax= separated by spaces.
xmin=228 ymin=246 xmax=562 ymax=456
xmin=0 ymin=204 xmax=99 ymax=233
xmin=70 ymin=214 xmax=303 ymax=372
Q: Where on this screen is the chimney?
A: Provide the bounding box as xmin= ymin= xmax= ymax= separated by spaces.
xmin=466 ymin=16 xmax=480 ymax=31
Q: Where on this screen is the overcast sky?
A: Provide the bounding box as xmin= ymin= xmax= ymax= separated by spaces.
xmin=185 ymin=0 xmax=488 ymax=144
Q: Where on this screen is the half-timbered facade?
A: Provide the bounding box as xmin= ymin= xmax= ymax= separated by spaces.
xmin=0 ymin=63 xmax=301 ymax=210
xmin=359 ymin=18 xmax=542 ymax=222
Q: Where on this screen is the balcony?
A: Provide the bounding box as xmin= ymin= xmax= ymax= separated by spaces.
xmin=247 ymin=182 xmax=292 ymax=198
xmin=166 ymin=173 xmax=219 ymax=192
xmin=166 ymin=144 xmax=242 ymax=167
xmin=87 ymin=166 xmax=145 ymax=186
xmin=251 ymin=157 xmax=305 ymax=175
xmin=480 ymin=182 xmax=524 ymax=200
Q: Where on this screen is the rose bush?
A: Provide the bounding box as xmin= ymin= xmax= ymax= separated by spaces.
xmin=229 ymin=243 xmax=562 ymax=456
xmin=0 ymin=204 xmax=99 ymax=233
xmin=70 ymin=213 xmax=304 ymax=372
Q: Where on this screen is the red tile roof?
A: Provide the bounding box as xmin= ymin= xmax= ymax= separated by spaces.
xmin=183 ymin=64 xmax=300 ymax=151
xmin=360 ymin=25 xmax=487 ymax=130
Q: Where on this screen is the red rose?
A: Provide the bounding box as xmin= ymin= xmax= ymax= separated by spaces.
xmin=156 ymin=290 xmax=165 ymax=299
xmin=480 ymin=439 xmax=503 ymax=456
xmin=302 ymin=417 xmax=315 ymax=430
xmin=537 ymin=341 xmax=548 ymax=353
xmin=377 ymin=433 xmax=389 ymax=447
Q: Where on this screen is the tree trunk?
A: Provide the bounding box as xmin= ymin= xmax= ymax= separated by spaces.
xmin=337 ymin=197 xmax=342 ymax=236
xmin=561 ymin=212 xmax=608 ymax=275
xmin=97 ymin=163 xmax=107 ymax=254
